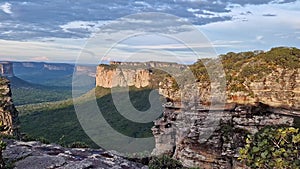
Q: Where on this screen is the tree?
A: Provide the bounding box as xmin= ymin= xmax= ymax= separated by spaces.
xmin=239 ymin=126 xmax=300 ymax=169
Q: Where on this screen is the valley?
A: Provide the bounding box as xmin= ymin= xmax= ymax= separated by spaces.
xmin=0 ymin=47 xmax=300 ymax=168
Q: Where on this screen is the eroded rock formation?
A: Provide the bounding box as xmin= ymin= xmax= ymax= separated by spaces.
xmin=0 ymin=62 xmax=14 ymax=77
xmin=96 ymin=61 xmax=185 ymax=88
xmin=153 ymin=68 xmax=300 ymax=168
xmin=152 ymin=99 xmax=297 ymax=168
xmin=159 ymin=67 xmax=300 ymax=110
xmin=0 ymin=77 xmax=19 ymax=136
xmin=96 ymin=65 xmax=150 ymax=88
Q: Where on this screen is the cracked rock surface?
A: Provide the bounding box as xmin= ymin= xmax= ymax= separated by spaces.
xmin=3 ymin=140 xmax=147 ymax=169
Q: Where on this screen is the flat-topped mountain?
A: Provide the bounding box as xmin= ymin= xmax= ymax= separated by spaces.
xmin=0 ymin=62 xmax=14 ymax=77
xmin=95 ymin=47 xmax=300 ymax=110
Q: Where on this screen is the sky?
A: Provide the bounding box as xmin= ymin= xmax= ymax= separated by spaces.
xmin=0 ymin=0 xmax=299 ymax=64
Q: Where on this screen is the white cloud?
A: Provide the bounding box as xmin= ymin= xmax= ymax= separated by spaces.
xmin=198 ymin=0 xmax=300 ymax=54
xmin=31 ymin=56 xmax=50 ymax=61
xmin=194 ymin=10 xmax=228 ymax=19
xmin=0 ymin=2 xmax=12 ymax=14
xmin=187 ymin=8 xmax=200 ymax=12
xmin=256 ymin=36 xmax=264 ymax=41
xmin=0 ymin=39 xmax=85 ymax=63
xmin=60 ymin=21 xmax=108 ymax=34
xmin=134 ymin=1 xmax=151 ymax=8
xmin=212 ymin=40 xmax=244 ymax=47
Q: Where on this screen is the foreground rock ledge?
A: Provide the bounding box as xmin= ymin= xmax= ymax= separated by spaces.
xmin=3 ymin=139 xmax=147 ymax=169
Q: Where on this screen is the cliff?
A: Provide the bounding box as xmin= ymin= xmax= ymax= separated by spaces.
xmin=152 ymin=47 xmax=300 ymax=168
xmin=0 ymin=77 xmax=19 ymax=136
xmin=96 ymin=65 xmax=151 ymax=88
xmin=160 ymin=47 xmax=300 ymax=110
xmin=152 ymin=102 xmax=297 ymax=168
xmin=0 ymin=62 xmax=14 ymax=77
xmin=96 ymin=61 xmax=184 ymax=88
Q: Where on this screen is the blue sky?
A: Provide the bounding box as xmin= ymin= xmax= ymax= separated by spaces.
xmin=0 ymin=0 xmax=299 ymax=63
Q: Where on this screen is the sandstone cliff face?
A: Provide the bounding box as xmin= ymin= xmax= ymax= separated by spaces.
xmin=0 ymin=77 xmax=19 ymax=136
xmin=152 ymin=101 xmax=296 ymax=168
xmin=159 ymin=68 xmax=300 ymax=110
xmin=96 ymin=65 xmax=150 ymax=88
xmin=0 ymin=62 xmax=14 ymax=77
xmin=245 ymin=68 xmax=300 ymax=109
xmin=153 ymin=63 xmax=300 ymax=168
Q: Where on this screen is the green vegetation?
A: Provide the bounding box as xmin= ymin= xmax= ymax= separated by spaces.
xmin=189 ymin=47 xmax=300 ymax=94
xmin=68 ymin=141 xmax=89 ymax=148
xmin=149 ymin=155 xmax=183 ymax=169
xmin=11 ymin=88 xmax=71 ymax=105
xmin=18 ymin=87 xmax=162 ymax=148
xmin=8 ymin=76 xmax=72 ymax=105
xmin=259 ymin=47 xmax=300 ymax=69
xmin=239 ymin=126 xmax=300 ymax=169
xmin=19 ymin=103 xmax=99 ymax=147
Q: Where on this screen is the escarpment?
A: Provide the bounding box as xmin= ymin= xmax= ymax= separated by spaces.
xmin=152 ymin=47 xmax=300 ymax=168
xmin=96 ymin=61 xmax=185 ymax=88
xmin=96 ymin=65 xmax=151 ymax=88
xmin=0 ymin=77 xmax=19 ymax=136
xmin=0 ymin=62 xmax=14 ymax=77
xmin=160 ymin=47 xmax=300 ymax=110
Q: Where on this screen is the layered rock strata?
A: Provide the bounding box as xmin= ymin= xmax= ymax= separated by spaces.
xmin=152 ymin=101 xmax=296 ymax=168
xmin=0 ymin=62 xmax=14 ymax=77
xmin=0 ymin=77 xmax=19 ymax=136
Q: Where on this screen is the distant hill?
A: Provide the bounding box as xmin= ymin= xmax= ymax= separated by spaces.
xmin=8 ymin=76 xmax=72 ymax=105
xmin=13 ymin=62 xmax=75 ymax=87
xmin=12 ymin=61 xmax=96 ymax=87
xmin=1 ymin=61 xmax=97 ymax=105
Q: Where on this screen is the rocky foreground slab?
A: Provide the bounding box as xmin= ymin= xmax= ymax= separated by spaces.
xmin=3 ymin=139 xmax=147 ymax=169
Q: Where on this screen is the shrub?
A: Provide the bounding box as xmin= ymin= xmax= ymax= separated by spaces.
xmin=68 ymin=141 xmax=89 ymax=148
xmin=239 ymin=126 xmax=300 ymax=169
xmin=149 ymin=155 xmax=183 ymax=169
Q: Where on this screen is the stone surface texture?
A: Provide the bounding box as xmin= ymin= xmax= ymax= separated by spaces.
xmin=3 ymin=140 xmax=147 ymax=169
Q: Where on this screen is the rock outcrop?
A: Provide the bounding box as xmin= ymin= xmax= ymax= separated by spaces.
xmin=3 ymin=139 xmax=147 ymax=169
xmin=152 ymin=100 xmax=297 ymax=168
xmin=154 ymin=66 xmax=300 ymax=168
xmin=96 ymin=61 xmax=186 ymax=89
xmin=96 ymin=65 xmax=150 ymax=88
xmin=0 ymin=77 xmax=19 ymax=136
xmin=159 ymin=68 xmax=300 ymax=110
xmin=151 ymin=47 xmax=300 ymax=168
xmin=0 ymin=62 xmax=14 ymax=77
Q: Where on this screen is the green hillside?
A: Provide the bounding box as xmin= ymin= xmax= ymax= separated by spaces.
xmin=8 ymin=76 xmax=72 ymax=105
xmin=18 ymin=87 xmax=163 ymax=148
xmin=189 ymin=47 xmax=300 ymax=92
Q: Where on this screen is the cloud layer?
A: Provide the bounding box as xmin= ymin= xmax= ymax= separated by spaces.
xmin=0 ymin=0 xmax=298 ymax=40
xmin=0 ymin=0 xmax=299 ymax=63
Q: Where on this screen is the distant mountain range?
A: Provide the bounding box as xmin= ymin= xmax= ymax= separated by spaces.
xmin=0 ymin=61 xmax=97 ymax=105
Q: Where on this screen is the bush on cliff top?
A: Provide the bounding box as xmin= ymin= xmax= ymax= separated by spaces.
xmin=149 ymin=155 xmax=183 ymax=169
xmin=239 ymin=126 xmax=300 ymax=169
